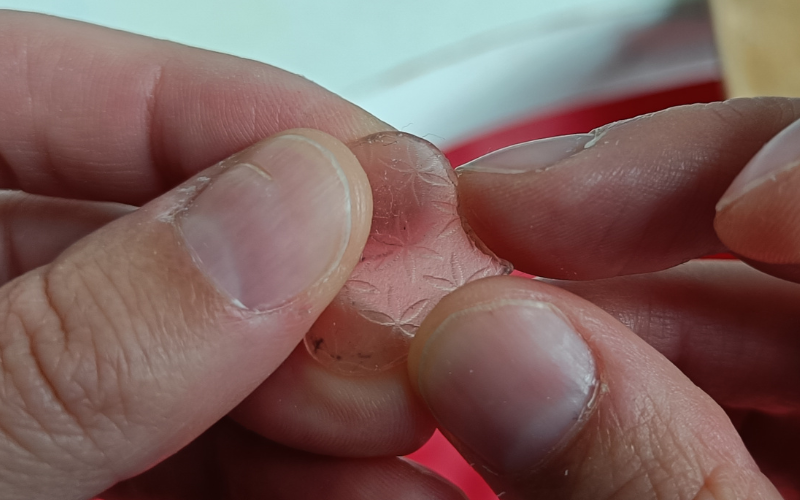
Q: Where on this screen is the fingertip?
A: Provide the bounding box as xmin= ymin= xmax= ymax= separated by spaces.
xmin=409 ymin=277 xmax=600 ymax=474
xmin=179 ymin=128 xmax=372 ymax=312
xmin=409 ymin=277 xmax=778 ymax=498
xmin=714 ymin=156 xmax=800 ymax=266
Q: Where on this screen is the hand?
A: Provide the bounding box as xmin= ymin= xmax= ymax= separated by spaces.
xmin=0 ymin=11 xmax=461 ymax=500
xmin=409 ymin=99 xmax=800 ymax=499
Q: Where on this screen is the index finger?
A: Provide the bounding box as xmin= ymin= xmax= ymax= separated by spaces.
xmin=456 ymin=97 xmax=800 ymax=279
xmin=0 ymin=11 xmax=389 ymax=205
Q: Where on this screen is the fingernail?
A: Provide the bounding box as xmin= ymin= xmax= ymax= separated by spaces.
xmin=180 ymin=135 xmax=351 ymax=310
xmin=455 ymin=134 xmax=594 ymax=174
xmin=417 ymin=300 xmax=597 ymax=474
xmin=717 ymin=117 xmax=800 ymax=211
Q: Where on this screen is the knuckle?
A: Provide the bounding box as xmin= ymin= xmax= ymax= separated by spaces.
xmin=593 ymin=399 xmax=759 ymax=500
xmin=563 ymin=398 xmax=711 ymax=500
xmin=609 ymin=400 xmax=703 ymax=499
xmin=0 ymin=263 xmax=143 ymax=467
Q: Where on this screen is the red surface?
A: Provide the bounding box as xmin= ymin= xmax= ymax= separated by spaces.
xmin=408 ymin=79 xmax=726 ymax=500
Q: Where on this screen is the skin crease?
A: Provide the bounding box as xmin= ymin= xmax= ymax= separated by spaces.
xmin=398 ymin=96 xmax=800 ymax=498
xmin=0 ymin=128 xmax=377 ymax=499
xmin=409 ymin=99 xmax=800 ymax=496
xmin=549 ymin=261 xmax=800 ymax=490
xmin=2 ymin=10 xmax=800 ymax=500
xmin=409 ymin=277 xmax=781 ymax=499
xmin=0 ymin=191 xmax=135 ymax=281
xmin=544 ymin=260 xmax=800 ymax=413
xmin=0 ymin=11 xmax=459 ymax=499
xmin=0 ymin=9 xmax=439 ymax=466
xmin=0 ymin=9 xmax=437 ymax=470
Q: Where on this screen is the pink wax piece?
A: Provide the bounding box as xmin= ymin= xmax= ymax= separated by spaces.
xmin=305 ymin=132 xmax=511 ymax=374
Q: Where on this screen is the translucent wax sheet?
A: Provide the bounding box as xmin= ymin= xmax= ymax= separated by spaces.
xmin=305 ymin=132 xmax=511 ymax=375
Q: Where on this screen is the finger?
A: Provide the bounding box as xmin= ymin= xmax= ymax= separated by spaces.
xmin=553 ymin=262 xmax=800 ymax=494
xmin=104 ymin=421 xmax=466 ymax=500
xmin=716 ymin=117 xmax=800 ymax=283
xmin=0 ymin=190 xmax=132 ymax=284
xmin=456 ymin=97 xmax=800 ymax=279
xmin=232 ymin=130 xmax=502 ymax=458
xmin=231 ymin=343 xmax=436 ymax=458
xmin=0 ymin=129 xmax=371 ymax=499
xmin=409 ymin=277 xmax=781 ymax=499
xmin=219 ymin=422 xmax=465 ymax=500
xmin=0 ymin=11 xmax=389 ymax=204
xmin=543 ymin=260 xmax=800 ymax=413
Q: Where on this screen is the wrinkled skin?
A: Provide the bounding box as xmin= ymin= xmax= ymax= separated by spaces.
xmin=0 ymin=9 xmax=799 ymax=500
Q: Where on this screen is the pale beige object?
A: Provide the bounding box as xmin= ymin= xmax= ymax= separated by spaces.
xmin=711 ymin=0 xmax=800 ymax=97
xmin=305 ymin=132 xmax=511 ymax=375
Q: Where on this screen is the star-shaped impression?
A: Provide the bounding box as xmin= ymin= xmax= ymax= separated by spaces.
xmin=305 ymin=132 xmax=511 ymax=375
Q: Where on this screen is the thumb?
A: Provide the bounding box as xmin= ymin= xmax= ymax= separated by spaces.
xmin=409 ymin=277 xmax=781 ymax=499
xmin=0 ymin=129 xmax=371 ymax=499
xmin=715 ymin=117 xmax=800 ymax=282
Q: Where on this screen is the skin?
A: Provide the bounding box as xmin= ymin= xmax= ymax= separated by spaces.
xmin=410 ymin=98 xmax=800 ymax=497
xmin=456 ymin=98 xmax=800 ymax=279
xmin=0 ymin=9 xmax=798 ymax=500
xmin=0 ymin=11 xmax=449 ymax=500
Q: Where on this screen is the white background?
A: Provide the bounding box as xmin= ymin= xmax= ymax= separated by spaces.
xmin=0 ymin=0 xmax=718 ymax=147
